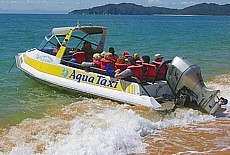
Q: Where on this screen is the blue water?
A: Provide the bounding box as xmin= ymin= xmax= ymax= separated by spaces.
xmin=0 ymin=14 xmax=230 ymax=155
xmin=0 ymin=14 xmax=230 ymax=128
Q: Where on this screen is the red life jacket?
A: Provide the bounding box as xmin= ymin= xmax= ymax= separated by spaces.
xmin=93 ymin=59 xmax=101 ymax=68
xmin=128 ymin=65 xmax=143 ymax=80
xmin=100 ymin=58 xmax=115 ymax=70
xmin=142 ymin=63 xmax=157 ymax=81
xmin=115 ymin=63 xmax=127 ymax=71
xmin=73 ymin=52 xmax=86 ymax=64
xmin=112 ymin=54 xmax=119 ymax=61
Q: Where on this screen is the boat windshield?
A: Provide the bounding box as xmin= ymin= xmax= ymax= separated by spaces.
xmin=37 ymin=28 xmax=103 ymax=56
xmin=37 ymin=32 xmax=65 ymax=55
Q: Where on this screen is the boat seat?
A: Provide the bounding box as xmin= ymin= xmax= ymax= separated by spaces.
xmin=142 ymin=63 xmax=157 ymax=81
xmin=136 ymin=60 xmax=142 ymax=65
xmin=152 ymin=61 xmax=162 ymax=68
xmin=152 ymin=61 xmax=167 ymax=80
xmin=100 ymin=59 xmax=115 ymax=70
xmin=128 ymin=65 xmax=143 ymax=80
xmin=60 ymin=59 xmax=83 ymax=69
xmin=73 ymin=52 xmax=86 ymax=64
xmin=115 ymin=63 xmax=127 ymax=71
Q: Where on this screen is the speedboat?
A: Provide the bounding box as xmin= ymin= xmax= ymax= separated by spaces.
xmin=15 ymin=24 xmax=228 ymax=115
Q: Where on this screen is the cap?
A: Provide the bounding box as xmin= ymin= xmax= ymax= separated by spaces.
xmin=127 ymin=57 xmax=136 ymax=65
xmin=122 ymin=51 xmax=130 ymax=57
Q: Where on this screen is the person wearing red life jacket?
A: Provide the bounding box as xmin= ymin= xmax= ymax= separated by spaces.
xmin=115 ymin=56 xmax=127 ymax=71
xmin=152 ymin=53 xmax=164 ymax=67
xmin=101 ymin=52 xmax=116 ymax=76
xmin=81 ymin=41 xmax=94 ymax=62
xmin=141 ymin=55 xmax=150 ymax=74
xmin=122 ymin=50 xmax=131 ymax=58
xmin=152 ymin=54 xmax=167 ymax=80
xmin=109 ymin=47 xmax=119 ymax=61
xmin=92 ymin=53 xmax=102 ymax=68
xmin=115 ymin=57 xmax=143 ymax=80
xmin=134 ymin=53 xmax=142 ymax=65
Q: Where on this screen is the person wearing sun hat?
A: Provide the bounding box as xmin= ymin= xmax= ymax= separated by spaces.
xmin=154 ymin=53 xmax=164 ymax=62
xmin=100 ymin=51 xmax=107 ymax=58
xmin=152 ymin=53 xmax=167 ymax=80
xmin=92 ymin=53 xmax=102 ymax=68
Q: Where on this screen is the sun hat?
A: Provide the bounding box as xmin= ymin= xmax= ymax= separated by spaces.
xmin=154 ymin=54 xmax=164 ymax=61
xmin=104 ymin=52 xmax=113 ymax=60
xmin=101 ymin=51 xmax=107 ymax=57
xmin=93 ymin=53 xmax=101 ymax=60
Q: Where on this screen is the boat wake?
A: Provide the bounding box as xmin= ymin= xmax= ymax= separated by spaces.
xmin=0 ymin=74 xmax=229 ymax=154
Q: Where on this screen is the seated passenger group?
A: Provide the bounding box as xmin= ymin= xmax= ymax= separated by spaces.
xmin=69 ymin=42 xmax=165 ymax=81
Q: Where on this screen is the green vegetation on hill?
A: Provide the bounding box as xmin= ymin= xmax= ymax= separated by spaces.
xmin=69 ymin=3 xmax=230 ymax=16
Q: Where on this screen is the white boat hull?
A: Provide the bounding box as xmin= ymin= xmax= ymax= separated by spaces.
xmin=16 ymin=50 xmax=174 ymax=110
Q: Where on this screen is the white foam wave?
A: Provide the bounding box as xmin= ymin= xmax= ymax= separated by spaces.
xmin=2 ymin=99 xmax=217 ymax=155
xmin=43 ymin=108 xmax=152 ymax=155
xmin=205 ymin=76 xmax=230 ymax=115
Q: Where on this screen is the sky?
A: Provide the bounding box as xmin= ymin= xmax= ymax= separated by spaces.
xmin=0 ymin=0 xmax=229 ymax=14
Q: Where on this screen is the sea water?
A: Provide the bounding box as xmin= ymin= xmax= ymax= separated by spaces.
xmin=0 ymin=14 xmax=229 ymax=154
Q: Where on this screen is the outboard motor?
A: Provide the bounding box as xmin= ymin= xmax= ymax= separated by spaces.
xmin=166 ymin=56 xmax=228 ymax=115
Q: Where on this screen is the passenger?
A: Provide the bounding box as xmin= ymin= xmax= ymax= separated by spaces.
xmin=81 ymin=41 xmax=94 ymax=62
xmin=115 ymin=56 xmax=127 ymax=71
xmin=141 ymin=55 xmax=150 ymax=74
xmin=53 ymin=42 xmax=61 ymax=56
xmin=152 ymin=54 xmax=167 ymax=80
xmin=92 ymin=53 xmax=102 ymax=68
xmin=122 ymin=50 xmax=131 ymax=58
xmin=134 ymin=53 xmax=142 ymax=65
xmin=109 ymin=47 xmax=119 ymax=61
xmin=116 ymin=56 xmax=126 ymax=64
xmin=152 ymin=53 xmax=164 ymax=67
xmin=133 ymin=53 xmax=140 ymax=61
xmin=142 ymin=55 xmax=150 ymax=63
xmin=153 ymin=54 xmax=163 ymax=62
xmin=100 ymin=51 xmax=107 ymax=58
xmin=103 ymin=52 xmax=116 ymax=76
xmin=69 ymin=49 xmax=80 ymax=63
xmin=115 ymin=57 xmax=142 ymax=79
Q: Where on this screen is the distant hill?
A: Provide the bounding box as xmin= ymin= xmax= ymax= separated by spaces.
xmin=69 ymin=3 xmax=230 ymax=16
xmin=177 ymin=3 xmax=230 ymax=15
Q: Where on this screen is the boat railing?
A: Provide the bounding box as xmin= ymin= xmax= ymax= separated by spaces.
xmin=88 ymin=66 xmax=106 ymax=75
xmin=60 ymin=59 xmax=84 ymax=69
